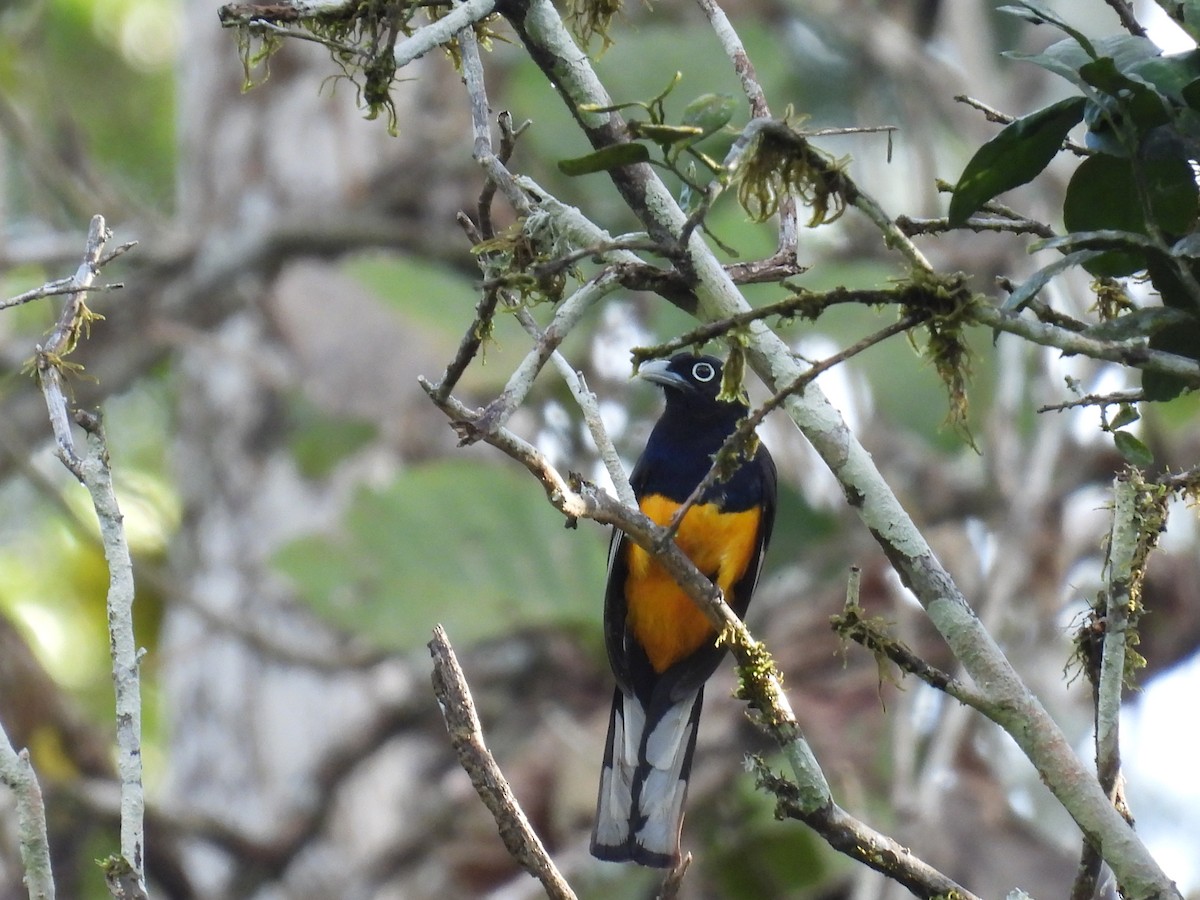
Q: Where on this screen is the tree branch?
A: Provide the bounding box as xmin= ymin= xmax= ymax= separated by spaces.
xmin=976 ymin=303 xmax=1200 ymax=387
xmin=755 ymin=762 xmax=980 ymax=900
xmin=471 ymin=268 xmax=621 ymax=436
xmin=429 ymin=626 xmax=577 ymax=900
xmin=29 ymin=216 xmax=148 ymax=898
xmin=0 ymin=724 xmax=55 ymax=900
xmin=1072 ymin=474 xmax=1141 ymax=900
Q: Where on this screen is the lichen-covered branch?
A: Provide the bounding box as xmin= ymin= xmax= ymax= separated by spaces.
xmin=976 ymin=303 xmax=1200 ymax=388
xmin=754 ymin=762 xmax=980 ymax=900
xmin=29 ymin=216 xmax=148 ymax=899
xmin=0 ymin=724 xmax=55 ymax=900
xmin=1072 ymin=474 xmax=1140 ymax=900
xmin=1096 ymin=475 xmax=1138 ymax=801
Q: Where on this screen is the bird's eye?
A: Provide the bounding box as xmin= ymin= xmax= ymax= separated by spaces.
xmin=691 ymin=362 xmax=716 ymax=383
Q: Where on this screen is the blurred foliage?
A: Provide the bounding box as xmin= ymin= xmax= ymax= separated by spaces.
xmin=275 ymin=459 xmax=610 ymax=650
xmin=344 ymin=252 xmax=548 ymax=392
xmin=0 ymin=0 xmax=177 ymax=219
xmin=286 ymin=392 xmax=379 ymax=480
xmin=700 ymin=768 xmax=830 ymax=897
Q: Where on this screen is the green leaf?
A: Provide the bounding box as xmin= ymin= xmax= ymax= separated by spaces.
xmin=1110 ymin=403 xmax=1140 ymax=430
xmin=1080 ymin=57 xmax=1171 ymax=131
xmin=998 ymin=2 xmax=1097 ymax=58
xmin=627 ymin=121 xmax=705 ymax=145
xmin=948 ymin=96 xmax=1085 ymax=227
xmin=275 ymin=460 xmax=608 ymax=650
xmin=1006 ymin=35 xmax=1159 ymax=98
xmin=1003 ymin=248 xmax=1106 ymax=312
xmin=1062 ymin=154 xmax=1199 ymax=276
xmin=679 ymin=92 xmax=737 ymax=139
xmin=1113 ymin=430 xmax=1154 ymax=466
xmin=1127 ymin=48 xmax=1200 ymax=102
xmin=1005 ymin=39 xmax=1100 ymax=93
xmin=557 ymin=142 xmax=652 ymax=176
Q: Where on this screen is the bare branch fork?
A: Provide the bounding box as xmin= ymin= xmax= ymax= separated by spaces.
xmin=27 ymin=215 xmax=148 ymax=899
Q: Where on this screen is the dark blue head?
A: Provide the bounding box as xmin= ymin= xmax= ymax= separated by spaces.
xmin=637 ymin=353 xmax=747 ymax=427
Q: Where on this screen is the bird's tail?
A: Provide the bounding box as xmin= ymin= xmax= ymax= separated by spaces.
xmin=590 ymin=685 xmax=704 ymax=868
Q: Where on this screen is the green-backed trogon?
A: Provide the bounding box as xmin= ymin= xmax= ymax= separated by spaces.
xmin=590 ymin=352 xmax=777 ymax=867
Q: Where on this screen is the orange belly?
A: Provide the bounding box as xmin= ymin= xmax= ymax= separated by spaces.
xmin=625 ymin=494 xmax=761 ymax=673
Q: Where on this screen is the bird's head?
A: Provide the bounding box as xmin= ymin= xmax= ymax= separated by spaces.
xmin=637 ymin=353 xmax=747 ymax=421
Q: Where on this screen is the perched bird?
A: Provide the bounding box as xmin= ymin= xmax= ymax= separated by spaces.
xmin=591 ymin=352 xmax=777 ymax=867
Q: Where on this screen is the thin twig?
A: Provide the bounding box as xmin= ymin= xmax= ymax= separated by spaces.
xmin=1158 ymin=464 xmax=1200 ymax=493
xmin=954 ymin=93 xmax=1015 ymax=126
xmin=547 ymin=355 xmax=635 ymax=508
xmin=1097 ymin=476 xmax=1137 ymax=802
xmin=430 ymin=17 xmax=506 ymax=402
xmin=393 ymin=0 xmax=498 ymax=66
xmin=753 ymin=763 xmax=981 ymax=899
xmin=896 ymin=214 xmax=1055 ymax=239
xmin=1104 ymin=0 xmax=1147 ymax=36
xmin=630 ymin=287 xmax=898 ymax=365
xmin=691 ymin=0 xmax=802 ymax=262
xmin=1038 ymin=390 xmax=1144 ymax=414
xmin=471 ymin=269 xmax=621 ymax=436
xmin=0 ymin=278 xmax=125 ymax=311
xmin=654 ymin=854 xmax=691 ymax=899
xmin=243 ymin=17 xmax=369 ymax=55
xmin=831 ymin=589 xmax=990 ymax=712
xmin=429 ymin=626 xmax=577 ymax=900
xmin=691 ymin=0 xmax=802 ymax=263
xmin=975 ymin=303 xmax=1200 ymax=387
xmin=32 ymin=216 xmax=148 ymax=898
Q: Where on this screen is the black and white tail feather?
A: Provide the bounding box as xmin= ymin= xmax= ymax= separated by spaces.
xmin=590 ymin=684 xmax=703 ymax=867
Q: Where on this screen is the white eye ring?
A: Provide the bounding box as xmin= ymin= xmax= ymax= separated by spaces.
xmin=692 ymin=362 xmax=717 ymax=383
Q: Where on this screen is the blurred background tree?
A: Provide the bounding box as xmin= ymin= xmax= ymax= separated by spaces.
xmin=0 ymin=0 xmax=1198 ymax=898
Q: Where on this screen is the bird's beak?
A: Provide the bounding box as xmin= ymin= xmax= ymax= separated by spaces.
xmin=636 ymin=359 xmax=688 ymax=390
